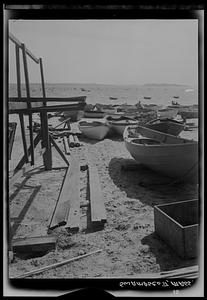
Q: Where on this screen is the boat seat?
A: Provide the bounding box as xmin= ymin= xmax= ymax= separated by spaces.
xmin=131 ymin=137 xmax=161 ymax=145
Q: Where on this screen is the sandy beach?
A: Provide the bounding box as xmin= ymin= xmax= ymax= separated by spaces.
xmin=8 ymin=100 xmax=199 ymax=278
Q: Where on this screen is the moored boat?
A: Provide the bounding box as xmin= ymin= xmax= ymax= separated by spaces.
xmin=144 ymin=118 xmax=185 ymax=136
xmin=78 ymin=120 xmax=110 ymax=140
xmin=123 ymin=125 xmax=198 ymax=182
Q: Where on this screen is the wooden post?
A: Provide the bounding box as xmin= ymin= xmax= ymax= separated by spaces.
xmin=39 ymin=57 xmax=52 ymax=170
xmin=15 ymin=45 xmax=29 ymax=163
xmin=21 ymin=43 xmax=35 ymax=166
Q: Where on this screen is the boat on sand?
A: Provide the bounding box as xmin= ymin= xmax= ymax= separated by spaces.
xmin=106 ymin=115 xmax=138 ymax=136
xmin=78 ymin=120 xmax=110 ymax=140
xmin=157 ymin=108 xmax=178 ymax=119
xmin=144 ymin=118 xmax=185 ymax=136
xmin=123 ymin=125 xmax=198 ymax=182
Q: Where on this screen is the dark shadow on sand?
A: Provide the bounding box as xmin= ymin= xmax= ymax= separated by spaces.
xmin=108 ymin=157 xmax=198 ymax=207
xmin=141 ymin=232 xmax=198 ymax=272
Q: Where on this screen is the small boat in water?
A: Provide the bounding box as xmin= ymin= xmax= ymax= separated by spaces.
xmin=106 ymin=115 xmax=138 ymax=136
xmin=144 ymin=118 xmax=185 ymax=136
xmin=78 ymin=120 xmax=110 ymax=140
xmin=144 ymin=96 xmax=151 ymax=100
xmin=157 ymin=108 xmax=178 ymax=119
xmin=124 ymin=125 xmax=198 ymax=182
xmin=109 ymin=96 xmax=118 ymax=100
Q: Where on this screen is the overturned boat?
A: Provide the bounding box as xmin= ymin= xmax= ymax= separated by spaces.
xmin=144 ymin=118 xmax=185 ymax=136
xmin=123 ymin=125 xmax=198 ymax=182
xmin=78 ymin=120 xmax=110 ymax=140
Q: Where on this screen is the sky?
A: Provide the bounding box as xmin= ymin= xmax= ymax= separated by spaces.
xmin=8 ymin=19 xmax=198 ymax=86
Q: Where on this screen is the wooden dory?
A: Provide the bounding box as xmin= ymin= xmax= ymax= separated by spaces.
xmin=106 ymin=116 xmax=138 ymax=136
xmin=78 ymin=120 xmax=110 ymax=140
xmin=144 ymin=118 xmax=185 ymax=136
xmin=123 ymin=125 xmax=198 ymax=182
xmin=157 ymin=108 xmax=178 ymax=119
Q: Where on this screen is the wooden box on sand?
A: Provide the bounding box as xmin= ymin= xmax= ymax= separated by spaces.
xmin=154 ymin=199 xmax=199 ymax=259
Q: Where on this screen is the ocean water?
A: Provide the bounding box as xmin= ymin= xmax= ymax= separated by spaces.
xmin=9 ymin=83 xmax=198 ymax=107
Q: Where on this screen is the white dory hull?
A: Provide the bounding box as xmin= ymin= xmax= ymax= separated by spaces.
xmin=79 ymin=121 xmax=110 ymax=140
xmin=124 ymin=125 xmax=198 ymax=182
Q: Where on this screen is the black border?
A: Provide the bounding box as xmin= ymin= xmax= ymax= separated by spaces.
xmin=3 ymin=4 xmax=205 ymax=298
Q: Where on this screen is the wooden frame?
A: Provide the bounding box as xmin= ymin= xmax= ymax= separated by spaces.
xmin=8 ymin=33 xmax=86 ymax=173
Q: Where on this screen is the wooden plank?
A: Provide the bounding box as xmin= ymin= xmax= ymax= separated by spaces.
xmin=9 ymin=96 xmax=86 ymax=103
xmin=65 ymin=159 xmax=80 ymax=232
xmin=14 ymin=249 xmax=103 ymax=279
xmin=49 ymin=134 xmax=69 ymax=166
xmin=9 ymin=103 xmax=86 ymax=114
xmin=15 ymin=45 xmax=29 ymax=163
xmin=63 ymin=136 xmax=70 ymax=155
xmin=14 ymin=132 xmax=42 ymax=173
xmin=12 ymin=235 xmax=57 ymax=253
xmin=22 ymin=43 xmax=34 ymax=166
xmin=68 ymin=135 xmax=75 ymax=147
xmin=9 ymin=33 xmax=40 ymax=64
xmin=88 ymin=159 xmax=106 ymax=225
xmin=54 ymin=116 xmax=71 ymax=129
xmin=49 ymin=157 xmax=79 ymax=230
xmin=73 ymin=135 xmax=80 ymax=147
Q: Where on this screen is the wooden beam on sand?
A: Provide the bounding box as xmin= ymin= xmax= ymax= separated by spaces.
xmin=63 ymin=136 xmax=70 ymax=155
xmin=88 ymin=158 xmax=106 ymax=227
xmin=73 ymin=135 xmax=80 ymax=147
xmin=49 ymin=157 xmax=80 ymax=230
xmin=12 ymin=235 xmax=57 ymax=254
xmin=65 ymin=159 xmax=80 ymax=232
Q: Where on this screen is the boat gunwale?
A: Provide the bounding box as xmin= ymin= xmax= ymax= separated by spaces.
xmin=123 ymin=125 xmax=198 ymax=147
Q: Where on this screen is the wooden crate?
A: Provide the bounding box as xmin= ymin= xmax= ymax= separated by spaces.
xmin=154 ymin=199 xmax=198 ymax=259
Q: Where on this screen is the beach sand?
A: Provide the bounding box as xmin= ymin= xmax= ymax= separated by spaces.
xmin=7 ymin=110 xmax=199 ymax=279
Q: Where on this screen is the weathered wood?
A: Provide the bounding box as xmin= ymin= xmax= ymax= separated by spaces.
xmin=22 ymin=43 xmax=34 ymax=166
xmin=9 ymin=33 xmax=40 ymax=64
xmin=14 ymin=249 xmax=103 ymax=278
xmin=14 ymin=132 xmax=42 ymax=173
xmin=15 ymin=45 xmax=29 ymax=163
xmin=73 ymin=135 xmax=80 ymax=147
xmin=49 ymin=158 xmax=79 ymax=230
xmin=9 ymin=96 xmax=86 ymax=103
xmin=39 ymin=58 xmax=52 ymax=170
xmin=88 ymin=158 xmax=106 ymax=225
xmin=65 ymin=159 xmax=80 ymax=232
xmin=8 ymin=122 xmax=17 ymax=160
xmin=68 ymin=135 xmax=75 ymax=147
xmin=9 ymin=103 xmax=86 ymax=114
xmin=49 ymin=134 xmax=69 ymax=166
xmin=54 ymin=116 xmax=71 ymax=129
xmin=63 ymin=136 xmax=70 ymax=155
xmin=12 ymin=236 xmax=57 ymax=254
